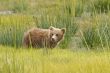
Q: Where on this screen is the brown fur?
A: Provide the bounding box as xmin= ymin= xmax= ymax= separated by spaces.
xmin=22 ymin=27 xmax=65 ymax=48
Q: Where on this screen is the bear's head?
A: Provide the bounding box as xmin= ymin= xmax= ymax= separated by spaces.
xmin=49 ymin=26 xmax=66 ymax=43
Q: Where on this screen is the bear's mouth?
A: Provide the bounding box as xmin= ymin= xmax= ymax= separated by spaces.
xmin=51 ymin=38 xmax=57 ymax=43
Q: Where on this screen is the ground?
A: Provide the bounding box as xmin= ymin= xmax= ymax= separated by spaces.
xmin=0 ymin=46 xmax=110 ymax=73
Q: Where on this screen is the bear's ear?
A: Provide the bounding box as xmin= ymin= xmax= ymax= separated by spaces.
xmin=49 ymin=26 xmax=54 ymax=30
xmin=61 ymin=28 xmax=66 ymax=34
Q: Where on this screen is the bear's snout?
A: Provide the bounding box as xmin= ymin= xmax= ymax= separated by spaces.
xmin=51 ymin=38 xmax=55 ymax=42
xmin=51 ymin=35 xmax=58 ymax=42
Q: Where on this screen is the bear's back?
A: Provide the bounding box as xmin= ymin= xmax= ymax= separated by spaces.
xmin=23 ymin=28 xmax=50 ymax=48
xmin=28 ymin=28 xmax=49 ymax=37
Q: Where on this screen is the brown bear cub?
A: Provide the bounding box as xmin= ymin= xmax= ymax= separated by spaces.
xmin=22 ymin=26 xmax=66 ymax=48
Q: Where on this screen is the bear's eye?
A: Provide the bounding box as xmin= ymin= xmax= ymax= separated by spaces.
xmin=56 ymin=34 xmax=58 ymax=36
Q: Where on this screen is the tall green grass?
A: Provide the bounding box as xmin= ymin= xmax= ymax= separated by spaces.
xmin=12 ymin=0 xmax=29 ymax=13
xmin=88 ymin=0 xmax=110 ymax=13
xmin=80 ymin=14 xmax=110 ymax=49
xmin=79 ymin=0 xmax=110 ymax=49
xmin=0 ymin=14 xmax=35 ymax=47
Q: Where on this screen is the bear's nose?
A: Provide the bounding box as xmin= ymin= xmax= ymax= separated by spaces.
xmin=52 ymin=38 xmax=55 ymax=41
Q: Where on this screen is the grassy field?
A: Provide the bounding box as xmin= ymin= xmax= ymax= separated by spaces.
xmin=0 ymin=0 xmax=110 ymax=73
xmin=0 ymin=46 xmax=110 ymax=73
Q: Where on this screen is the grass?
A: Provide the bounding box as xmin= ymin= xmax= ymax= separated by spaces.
xmin=78 ymin=13 xmax=110 ymax=49
xmin=0 ymin=14 xmax=35 ymax=47
xmin=0 ymin=0 xmax=110 ymax=72
xmin=0 ymin=45 xmax=110 ymax=73
xmin=0 ymin=0 xmax=110 ymax=49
